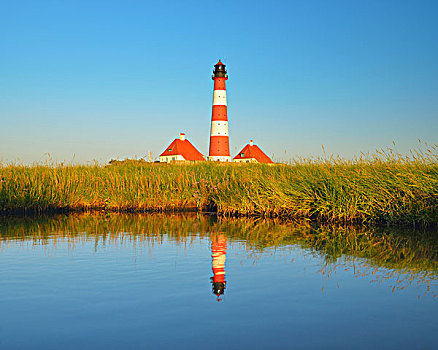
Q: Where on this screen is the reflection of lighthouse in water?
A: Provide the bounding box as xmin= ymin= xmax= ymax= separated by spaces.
xmin=211 ymin=234 xmax=227 ymax=301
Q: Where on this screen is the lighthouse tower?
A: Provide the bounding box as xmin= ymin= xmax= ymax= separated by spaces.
xmin=209 ymin=60 xmax=231 ymax=162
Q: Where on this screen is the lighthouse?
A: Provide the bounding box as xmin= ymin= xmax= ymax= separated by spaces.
xmin=209 ymin=60 xmax=231 ymax=162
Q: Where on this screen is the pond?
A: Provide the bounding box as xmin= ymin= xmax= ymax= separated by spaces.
xmin=1 ymin=213 xmax=437 ymax=349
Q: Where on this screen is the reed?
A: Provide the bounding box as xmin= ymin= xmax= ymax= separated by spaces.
xmin=1 ymin=145 xmax=437 ymax=226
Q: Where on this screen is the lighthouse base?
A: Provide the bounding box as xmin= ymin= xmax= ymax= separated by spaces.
xmin=208 ymin=156 xmax=232 ymax=162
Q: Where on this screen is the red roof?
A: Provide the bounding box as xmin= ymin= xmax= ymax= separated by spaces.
xmin=215 ymin=59 xmax=224 ymax=66
xmin=160 ymin=138 xmax=205 ymax=161
xmin=233 ymin=143 xmax=273 ymax=163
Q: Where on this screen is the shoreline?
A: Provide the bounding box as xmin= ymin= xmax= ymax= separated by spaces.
xmin=0 ymin=205 xmax=436 ymax=229
xmin=1 ymin=161 xmax=437 ymax=227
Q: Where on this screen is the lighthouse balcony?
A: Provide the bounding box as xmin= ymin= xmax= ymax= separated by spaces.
xmin=212 ymin=74 xmax=228 ymax=80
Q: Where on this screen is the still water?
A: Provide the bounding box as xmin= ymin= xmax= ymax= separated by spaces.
xmin=1 ymin=214 xmax=437 ymax=349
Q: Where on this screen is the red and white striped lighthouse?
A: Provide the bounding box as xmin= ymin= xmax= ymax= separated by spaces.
xmin=209 ymin=60 xmax=231 ymax=162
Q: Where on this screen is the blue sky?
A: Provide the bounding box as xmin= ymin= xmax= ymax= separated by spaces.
xmin=1 ymin=0 xmax=437 ymax=164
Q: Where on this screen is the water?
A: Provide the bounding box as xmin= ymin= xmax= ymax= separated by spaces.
xmin=0 ymin=214 xmax=437 ymax=349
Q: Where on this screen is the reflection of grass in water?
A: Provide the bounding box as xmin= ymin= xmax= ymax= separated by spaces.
xmin=222 ymin=218 xmax=438 ymax=294
xmin=303 ymin=226 xmax=438 ymax=298
xmin=1 ymin=144 xmax=437 ymax=225
xmin=0 ymin=213 xmax=212 ymax=248
xmin=1 ymin=213 xmax=437 ymax=295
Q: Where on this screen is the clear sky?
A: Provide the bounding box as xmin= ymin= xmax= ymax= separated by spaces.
xmin=1 ymin=0 xmax=437 ymax=164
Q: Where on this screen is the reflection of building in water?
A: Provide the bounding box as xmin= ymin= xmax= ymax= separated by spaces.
xmin=211 ymin=234 xmax=227 ymax=301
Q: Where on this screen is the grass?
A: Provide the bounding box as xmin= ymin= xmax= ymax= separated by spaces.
xmin=1 ymin=145 xmax=437 ymax=226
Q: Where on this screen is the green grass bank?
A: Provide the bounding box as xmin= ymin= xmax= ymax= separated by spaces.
xmin=1 ymin=153 xmax=437 ymax=226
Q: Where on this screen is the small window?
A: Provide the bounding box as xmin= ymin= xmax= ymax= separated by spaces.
xmin=240 ymin=153 xmax=245 ymax=157
xmin=167 ymin=148 xmax=173 ymax=152
xmin=172 ymin=157 xmax=176 ymax=161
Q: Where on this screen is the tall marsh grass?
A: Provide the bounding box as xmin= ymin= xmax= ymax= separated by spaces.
xmin=1 ymin=145 xmax=437 ymax=225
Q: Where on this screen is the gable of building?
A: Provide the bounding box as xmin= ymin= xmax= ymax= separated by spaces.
xmin=233 ymin=144 xmax=273 ymax=163
xmin=159 ymin=139 xmax=205 ymax=161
